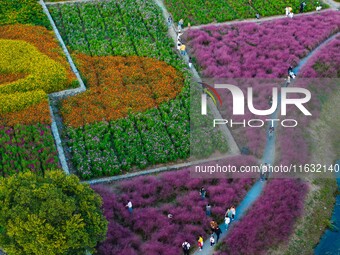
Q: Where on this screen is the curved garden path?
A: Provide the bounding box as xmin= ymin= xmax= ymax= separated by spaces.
xmin=184 ymin=9 xmax=331 ymax=32
xmin=189 ymin=31 xmax=340 ymax=255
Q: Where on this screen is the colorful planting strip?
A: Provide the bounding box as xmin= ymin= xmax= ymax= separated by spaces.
xmin=185 ymin=11 xmax=339 ymax=79
xmin=65 ymin=84 xmax=228 ymax=179
xmin=0 ymin=124 xmax=60 ymax=177
xmin=61 ymin=55 xmax=184 ymax=127
xmin=164 ymin=0 xmax=323 ymax=26
xmin=300 ymin=35 xmax=340 ymax=78
xmin=0 ymin=0 xmax=51 ymax=29
xmin=0 ymin=17 xmax=77 ymax=176
xmin=48 ymin=0 xmax=177 ymax=63
xmin=0 ymin=24 xmax=77 ymax=116
xmin=216 ymin=179 xmax=308 ymax=255
xmin=46 ymin=0 xmax=229 ymax=178
xmin=278 ymin=35 xmax=340 ymax=167
xmin=0 ymin=24 xmax=77 ymax=86
xmin=92 ymin=156 xmax=257 ymax=255
xmin=184 ymin=11 xmax=340 ymax=156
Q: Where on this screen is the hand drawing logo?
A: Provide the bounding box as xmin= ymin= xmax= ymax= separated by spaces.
xmin=199 ymin=82 xmax=223 ymax=116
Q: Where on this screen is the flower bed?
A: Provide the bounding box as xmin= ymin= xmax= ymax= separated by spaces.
xmin=0 ymin=0 xmax=51 ymax=28
xmin=0 ymin=24 xmax=77 ymax=115
xmin=300 ymin=35 xmax=340 ymax=78
xmin=0 ymin=124 xmax=60 ymax=177
xmin=278 ymin=35 xmax=340 ymax=167
xmin=48 ymin=0 xmax=175 ymax=61
xmin=0 ymin=100 xmax=51 ymax=126
xmin=164 ymin=0 xmax=323 ymax=26
xmin=47 ymin=0 xmax=228 ymax=178
xmin=66 ymin=85 xmax=228 ymax=179
xmin=0 ymin=24 xmax=77 ymax=86
xmin=92 ymin=156 xmax=257 ymax=255
xmin=61 ymin=55 xmax=183 ymax=127
xmin=217 ymin=179 xmax=308 ymax=255
xmin=0 ymin=12 xmax=77 ymax=176
xmin=184 ymin=11 xmax=340 ymax=156
xmin=185 ymin=12 xmax=339 ymax=79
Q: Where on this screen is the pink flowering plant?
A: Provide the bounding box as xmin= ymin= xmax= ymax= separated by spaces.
xmin=92 ymin=156 xmax=257 ymax=254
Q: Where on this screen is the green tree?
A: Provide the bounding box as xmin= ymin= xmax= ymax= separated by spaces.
xmin=0 ymin=170 xmax=108 ymax=255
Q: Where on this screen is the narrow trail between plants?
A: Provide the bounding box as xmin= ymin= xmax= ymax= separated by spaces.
xmin=182 ymin=9 xmax=330 ymax=32
xmin=190 ymin=31 xmax=340 ymax=255
xmin=39 ymin=0 xmax=87 ymax=175
xmin=154 ymin=0 xmax=241 ymax=156
xmin=323 ymin=0 xmax=340 ymax=10
xmin=45 ymin=0 xmax=108 ymax=5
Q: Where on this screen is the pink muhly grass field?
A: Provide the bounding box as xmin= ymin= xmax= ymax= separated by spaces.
xmin=216 ymin=179 xmax=308 ymax=255
xmin=186 ymin=11 xmax=340 ymax=157
xmin=92 ymin=156 xmax=258 ymax=255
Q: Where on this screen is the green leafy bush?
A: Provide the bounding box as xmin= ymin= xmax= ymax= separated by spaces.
xmin=0 ymin=170 xmax=108 ymax=255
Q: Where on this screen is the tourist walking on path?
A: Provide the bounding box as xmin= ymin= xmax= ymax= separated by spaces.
xmin=177 ymin=31 xmax=183 ymax=42
xmin=225 ymin=215 xmax=231 ymax=230
xmin=226 ymin=208 xmax=233 ymax=219
xmin=126 ymin=200 xmax=133 ymax=213
xmin=265 ymin=165 xmax=270 ymax=180
xmin=299 ymin=2 xmax=306 ymax=13
xmin=200 ymin=187 xmax=207 ymax=199
xmin=285 ymin=6 xmax=292 ymax=16
xmin=198 ymin=235 xmax=204 ymax=251
xmin=168 ymin=14 xmax=173 ymax=27
xmin=288 ymin=66 xmax=296 ymax=79
xmin=269 ymin=126 xmax=274 ymax=139
xmin=177 ymin=41 xmax=182 ymax=51
xmin=178 ymin=19 xmax=184 ymax=31
xmin=180 ymin=44 xmax=186 ymax=55
xmin=210 ymin=220 xmax=218 ymax=231
xmin=230 ymin=206 xmax=236 ymax=220
xmin=215 ymin=226 xmax=222 ymax=242
xmin=182 ymin=241 xmax=190 ymax=255
xmin=206 ymin=203 xmax=212 ymax=216
xmin=189 ymin=57 xmax=193 ymax=68
xmin=210 ymin=234 xmax=215 ymax=246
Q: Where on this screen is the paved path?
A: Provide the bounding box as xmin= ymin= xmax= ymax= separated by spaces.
xmin=45 ymin=0 xmax=108 ymax=5
xmin=86 ymin=154 xmax=236 ymax=184
xmin=154 ymin=0 xmax=241 ymax=156
xmin=182 ymin=9 xmax=331 ymax=32
xmin=323 ymin=0 xmax=340 ymax=10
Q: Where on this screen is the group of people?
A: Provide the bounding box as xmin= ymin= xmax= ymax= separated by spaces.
xmin=177 ymin=32 xmax=186 ymax=56
xmin=195 ymin=187 xmax=236 ymax=252
xmin=168 ymin=15 xmax=189 ymax=56
xmin=285 ymin=2 xmax=322 ymax=18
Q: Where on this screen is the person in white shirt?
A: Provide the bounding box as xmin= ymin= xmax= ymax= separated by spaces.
xmin=126 ymin=200 xmax=132 ymax=213
xmin=182 ymin=241 xmax=190 ymax=255
xmin=225 ymin=216 xmax=231 ymax=230
xmin=210 ymin=235 xmax=215 ymax=246
xmin=230 ymin=206 xmax=236 ymax=220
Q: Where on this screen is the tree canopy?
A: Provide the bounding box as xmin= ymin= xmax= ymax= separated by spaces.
xmin=0 ymin=170 xmax=108 ymax=255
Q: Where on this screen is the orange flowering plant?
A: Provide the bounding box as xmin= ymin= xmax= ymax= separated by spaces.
xmin=61 ymin=55 xmax=184 ymax=127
